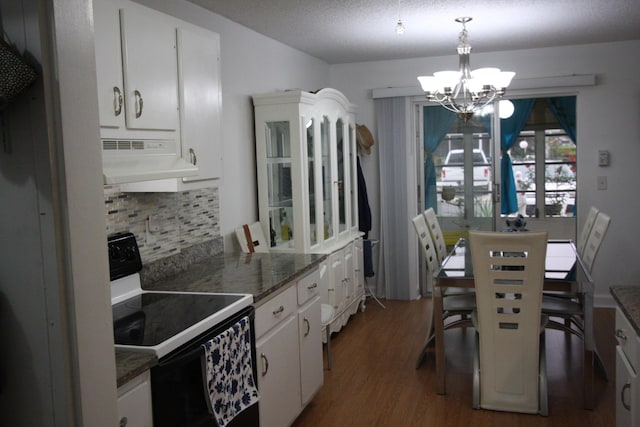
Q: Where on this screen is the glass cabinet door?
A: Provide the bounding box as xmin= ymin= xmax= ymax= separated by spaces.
xmin=306 ymin=118 xmax=318 ymax=246
xmin=336 ymin=119 xmax=346 ymax=234
xmin=321 ymin=116 xmax=333 ymax=241
xmin=265 ymin=121 xmax=293 ymax=248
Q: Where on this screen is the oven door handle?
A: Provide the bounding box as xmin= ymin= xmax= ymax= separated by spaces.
xmin=261 ymin=353 xmax=269 ymax=376
xmin=158 ymin=343 xmax=207 ymax=368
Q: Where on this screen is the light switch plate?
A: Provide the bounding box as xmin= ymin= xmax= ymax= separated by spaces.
xmin=598 ymin=150 xmax=610 ymax=166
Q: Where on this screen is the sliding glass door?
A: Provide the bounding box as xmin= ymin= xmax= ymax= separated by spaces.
xmin=417 ymin=104 xmax=496 ymax=242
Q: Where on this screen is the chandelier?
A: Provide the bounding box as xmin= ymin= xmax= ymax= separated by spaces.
xmin=417 ymin=17 xmax=515 ymax=122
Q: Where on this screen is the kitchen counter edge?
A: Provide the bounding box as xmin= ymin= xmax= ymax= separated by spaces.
xmin=610 ymin=286 xmax=640 ymax=336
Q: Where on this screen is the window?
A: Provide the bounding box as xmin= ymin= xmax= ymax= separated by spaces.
xmin=507 ymin=97 xmax=576 ymax=218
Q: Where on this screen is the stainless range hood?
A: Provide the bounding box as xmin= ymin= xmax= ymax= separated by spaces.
xmin=102 ymin=138 xmax=198 ymax=185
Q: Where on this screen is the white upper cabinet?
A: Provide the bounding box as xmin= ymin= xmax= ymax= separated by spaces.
xmin=94 ymin=0 xmax=178 ymax=135
xmin=94 ymin=0 xmax=124 ymax=130
xmin=252 ymin=88 xmax=359 ymax=253
xmin=119 ymin=2 xmax=179 ymax=132
xmin=176 ymin=26 xmax=222 ymax=183
xmin=94 ymin=0 xmax=223 ymax=189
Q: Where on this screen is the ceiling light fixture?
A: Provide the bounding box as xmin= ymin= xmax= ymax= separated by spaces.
xmin=395 ymin=0 xmax=405 ymax=35
xmin=417 ymin=17 xmax=515 ymax=122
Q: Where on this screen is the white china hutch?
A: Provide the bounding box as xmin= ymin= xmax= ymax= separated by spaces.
xmin=252 ymin=88 xmax=366 ymax=334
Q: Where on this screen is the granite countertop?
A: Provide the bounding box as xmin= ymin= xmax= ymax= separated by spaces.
xmin=610 ymin=286 xmax=640 ymax=336
xmin=115 ymin=350 xmax=157 ymax=388
xmin=141 ymin=251 xmax=326 ymax=303
xmin=115 ymin=250 xmax=327 ymax=386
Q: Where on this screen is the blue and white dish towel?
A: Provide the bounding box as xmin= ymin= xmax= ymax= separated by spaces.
xmin=201 ymin=316 xmax=259 ymax=427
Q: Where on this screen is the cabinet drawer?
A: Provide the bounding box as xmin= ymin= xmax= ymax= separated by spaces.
xmin=255 ymin=285 xmax=297 ymax=338
xmin=117 ymin=371 xmax=153 ymax=427
xmin=297 ymin=268 xmax=321 ymax=305
xmin=616 ymin=307 xmax=639 ymax=370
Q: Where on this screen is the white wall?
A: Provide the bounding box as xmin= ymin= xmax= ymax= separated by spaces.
xmin=1 ymin=0 xmax=118 ymax=425
xmin=329 ymin=40 xmax=640 ymax=305
xmin=134 ymin=0 xmax=331 ymax=251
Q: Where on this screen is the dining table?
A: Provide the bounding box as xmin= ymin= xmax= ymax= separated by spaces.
xmin=433 ymin=237 xmax=599 ymax=410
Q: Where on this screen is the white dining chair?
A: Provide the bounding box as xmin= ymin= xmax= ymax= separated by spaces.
xmin=423 ymin=208 xmax=447 ymax=265
xmin=469 ymin=230 xmax=548 ymax=416
xmin=576 ymin=206 xmax=599 ymax=257
xmin=543 ymin=211 xmax=610 ymax=328
xmin=321 ymin=303 xmax=335 ymax=370
xmin=423 ymin=207 xmax=473 ymax=293
xmin=412 ymin=213 xmax=476 ymax=368
xmin=582 ymin=211 xmax=611 ymax=273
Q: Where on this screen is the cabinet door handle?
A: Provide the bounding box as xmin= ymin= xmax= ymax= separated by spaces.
xmin=621 ymin=382 xmax=631 ymax=411
xmin=261 ymin=353 xmax=269 ymax=377
xmin=189 ymin=148 xmax=197 ymax=165
xmin=113 ymin=86 xmax=123 ymax=117
xmin=134 ymin=90 xmax=143 ymax=118
xmin=272 ymin=305 xmax=284 ymax=316
xmin=303 ymin=317 xmax=310 ymax=337
xmin=307 ymin=282 xmax=318 ymax=290
xmin=119 ymin=416 xmax=128 ymax=427
xmin=616 ymin=329 xmax=627 ymax=344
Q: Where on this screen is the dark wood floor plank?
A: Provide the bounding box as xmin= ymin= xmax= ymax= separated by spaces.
xmin=292 ymin=298 xmax=616 ymax=427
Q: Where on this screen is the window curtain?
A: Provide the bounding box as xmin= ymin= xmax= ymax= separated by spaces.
xmin=423 ymin=107 xmax=456 ymax=211
xmin=498 ymin=99 xmax=536 ymax=214
xmin=546 ymin=96 xmax=576 ymax=143
xmin=375 ymin=97 xmax=418 ymax=300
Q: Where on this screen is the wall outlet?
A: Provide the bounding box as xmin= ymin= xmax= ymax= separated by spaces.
xmin=148 ymin=214 xmax=162 ymax=232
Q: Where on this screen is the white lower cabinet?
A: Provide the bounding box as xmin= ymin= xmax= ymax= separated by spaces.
xmin=615 ymin=307 xmax=640 ymax=427
xmin=297 ymin=269 xmax=323 ymax=405
xmin=117 ymin=371 xmax=153 ymax=427
xmin=255 ymin=268 xmax=324 ymax=426
xmin=324 ymin=240 xmax=366 ymax=336
xmin=256 ymin=314 xmax=300 ymax=427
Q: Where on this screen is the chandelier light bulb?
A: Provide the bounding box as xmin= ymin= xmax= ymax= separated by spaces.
xmin=395 ymin=0 xmax=404 ymax=35
xmin=499 ymin=100 xmax=515 ymax=119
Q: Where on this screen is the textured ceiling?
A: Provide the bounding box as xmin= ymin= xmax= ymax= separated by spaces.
xmin=188 ymin=0 xmax=640 ymax=64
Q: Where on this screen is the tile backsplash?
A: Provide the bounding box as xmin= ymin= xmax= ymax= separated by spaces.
xmin=104 ymin=186 xmax=222 ymax=263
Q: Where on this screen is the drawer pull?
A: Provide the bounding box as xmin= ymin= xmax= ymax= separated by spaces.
xmin=261 ymin=353 xmax=269 ymax=377
xmin=616 ymin=329 xmax=627 ymax=344
xmin=307 ymin=282 xmax=318 ymax=290
xmin=272 ymin=305 xmax=285 ymax=316
xmin=303 ymin=317 xmax=310 ymax=337
xmin=119 ymin=416 xmax=128 ymax=427
xmin=621 ymin=382 xmax=631 ymax=411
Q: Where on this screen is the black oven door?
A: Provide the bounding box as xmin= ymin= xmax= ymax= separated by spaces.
xmin=150 ymin=306 xmax=259 ymax=427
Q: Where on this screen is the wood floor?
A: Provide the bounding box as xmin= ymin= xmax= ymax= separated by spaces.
xmin=292 ymin=297 xmax=616 ymax=427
